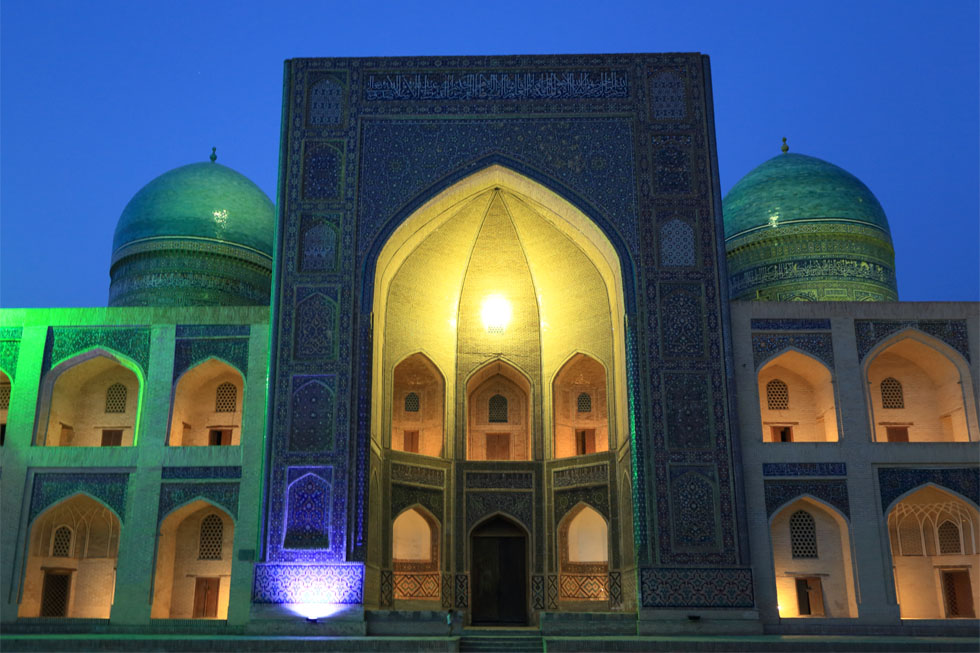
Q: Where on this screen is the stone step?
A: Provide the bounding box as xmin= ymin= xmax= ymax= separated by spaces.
xmin=460 ymin=635 xmax=543 ymax=653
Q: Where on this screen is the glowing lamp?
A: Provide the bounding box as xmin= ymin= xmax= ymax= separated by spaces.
xmin=481 ymin=295 xmax=511 ymax=334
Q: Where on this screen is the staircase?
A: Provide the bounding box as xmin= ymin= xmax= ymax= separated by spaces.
xmin=460 ymin=629 xmax=543 ymax=653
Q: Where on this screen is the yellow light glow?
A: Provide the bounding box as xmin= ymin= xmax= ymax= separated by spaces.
xmin=481 ymin=294 xmax=511 ymax=333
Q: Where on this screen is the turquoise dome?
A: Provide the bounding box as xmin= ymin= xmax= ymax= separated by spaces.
xmin=722 ymin=149 xmax=898 ymax=302
xmin=108 ymin=160 xmax=276 ymax=307
xmin=112 ymin=162 xmax=275 ymax=257
xmin=723 ymin=152 xmax=891 ymax=241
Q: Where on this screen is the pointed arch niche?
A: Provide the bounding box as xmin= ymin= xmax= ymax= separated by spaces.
xmin=558 ymin=504 xmax=610 ymax=606
xmin=370 ymin=165 xmax=628 ymax=461
xmin=553 ymin=354 xmax=609 ymax=458
xmin=18 ymin=494 xmax=120 ymax=618
xmin=391 ymin=354 xmax=444 ymax=456
xmin=887 ymin=486 xmax=979 ymax=618
xmin=466 ymin=360 xmax=531 ymax=461
xmin=392 ymin=507 xmax=440 ymax=604
xmin=169 ymin=359 xmax=244 ymax=446
xmin=866 ymin=334 xmax=977 ymax=442
xmin=769 ymin=497 xmax=857 ymax=618
xmin=758 ymin=350 xmax=838 ymax=443
xmin=36 ymin=350 xmax=142 ymax=447
xmin=151 ymin=500 xmax=235 ymax=619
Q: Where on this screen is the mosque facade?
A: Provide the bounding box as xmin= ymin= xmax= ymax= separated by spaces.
xmin=1 ymin=53 xmax=978 ymax=642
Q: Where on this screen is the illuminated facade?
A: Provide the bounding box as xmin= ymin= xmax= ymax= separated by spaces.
xmin=1 ymin=54 xmax=977 ymax=645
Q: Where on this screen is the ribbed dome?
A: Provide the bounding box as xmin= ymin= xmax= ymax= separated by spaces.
xmin=108 ymin=160 xmax=276 ymax=307
xmin=722 ymin=150 xmax=898 ymax=302
xmin=112 ymin=162 xmax=275 ymax=257
xmin=723 ymin=152 xmax=891 ymax=240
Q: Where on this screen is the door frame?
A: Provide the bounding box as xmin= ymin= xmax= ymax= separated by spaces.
xmin=468 ymin=513 xmax=530 ymax=626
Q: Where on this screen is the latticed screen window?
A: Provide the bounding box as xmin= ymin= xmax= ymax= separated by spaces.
xmin=577 ymin=392 xmax=592 ymax=413
xmin=881 ymin=378 xmax=904 ymax=409
xmin=51 ymin=526 xmax=72 ymax=557
xmin=105 ymin=383 xmax=127 ymax=413
xmin=938 ymin=520 xmax=962 ymax=555
xmin=404 ymin=392 xmax=420 ymax=413
xmin=488 ymin=394 xmax=508 ymax=423
xmin=215 ymin=382 xmax=237 ymax=412
xmin=766 ymin=379 xmax=789 ymax=410
xmin=199 ymin=514 xmax=223 ymax=560
xmin=0 ymin=383 xmax=10 ymax=410
xmin=789 ymin=510 xmax=818 ymax=558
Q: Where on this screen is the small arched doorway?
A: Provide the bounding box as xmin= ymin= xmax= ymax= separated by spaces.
xmin=470 ymin=515 xmax=527 ymax=625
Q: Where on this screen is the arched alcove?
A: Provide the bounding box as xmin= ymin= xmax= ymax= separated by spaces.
xmin=37 ymin=350 xmax=141 ymax=447
xmin=758 ymin=350 xmax=838 ymax=442
xmin=466 ymin=360 xmax=530 ymax=461
xmin=887 ymin=486 xmax=979 ymax=618
xmin=866 ymin=335 xmax=975 ymax=442
xmin=151 ymin=500 xmax=234 ymax=619
xmin=18 ymin=494 xmax=120 ymax=618
xmin=769 ymin=497 xmax=857 ymax=618
xmin=392 ymin=507 xmax=440 ymax=604
xmin=558 ymin=504 xmax=610 ymax=606
xmin=391 ymin=353 xmax=444 ymax=456
xmin=371 ymin=165 xmax=629 ymax=466
xmin=169 ymin=359 xmax=244 ymax=446
xmin=553 ymin=354 xmax=609 ymax=457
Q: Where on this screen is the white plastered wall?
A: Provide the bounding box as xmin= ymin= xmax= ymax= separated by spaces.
xmin=758 ymin=351 xmax=838 ymax=442
xmin=770 ymin=499 xmax=857 ymax=618
xmin=867 ymin=337 xmax=973 ymax=442
xmin=44 ymin=355 xmax=139 ymax=447
xmin=169 ymin=359 xmax=244 ymax=446
xmin=152 ymin=502 xmax=233 ymax=619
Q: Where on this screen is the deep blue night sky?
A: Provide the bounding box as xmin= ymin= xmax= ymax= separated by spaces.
xmin=2 ymin=1 xmax=977 ymax=307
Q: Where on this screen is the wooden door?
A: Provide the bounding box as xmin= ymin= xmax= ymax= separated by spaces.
xmin=470 ymin=516 xmax=527 ymax=625
xmin=193 ymin=577 xmax=220 ymax=618
xmin=942 ymin=570 xmax=976 ymax=618
xmin=40 ymin=571 xmax=71 ymax=617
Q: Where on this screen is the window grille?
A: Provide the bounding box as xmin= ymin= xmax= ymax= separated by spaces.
xmin=51 ymin=526 xmax=72 ymax=557
xmin=215 ymin=382 xmax=237 ymax=413
xmin=938 ymin=520 xmax=962 ymax=555
xmin=488 ymin=394 xmax=508 ymax=423
xmin=105 ymin=383 xmax=127 ymax=413
xmin=789 ymin=510 xmax=817 ymax=558
xmin=404 ymin=392 xmax=420 ymax=413
xmin=0 ymin=383 xmax=9 ymax=410
xmin=577 ymin=392 xmax=592 ymax=413
xmin=766 ymin=379 xmax=789 ymax=410
xmin=881 ymin=378 xmax=904 ymax=409
xmin=199 ymin=514 xmax=223 ymax=560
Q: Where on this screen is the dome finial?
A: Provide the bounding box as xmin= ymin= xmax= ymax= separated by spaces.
xmin=781 ymin=137 xmax=789 ymax=154
xmin=210 ymin=147 xmax=217 ymax=163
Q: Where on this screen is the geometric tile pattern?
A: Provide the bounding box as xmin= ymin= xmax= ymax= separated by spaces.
xmin=394 ymin=572 xmax=440 ymax=600
xmin=43 ymin=326 xmax=151 ymax=376
xmin=764 ymin=479 xmax=849 ymax=519
xmin=751 ymin=332 xmax=835 ymax=370
xmin=855 ymin=320 xmax=971 ymax=362
xmin=157 ymin=482 xmax=240 ymax=523
xmin=877 ymin=467 xmax=980 ymax=512
xmin=639 ymin=567 xmax=754 ymax=608
xmin=173 ymin=336 xmax=249 ymax=382
xmin=29 ymin=472 xmax=130 ymax=523
xmin=252 ymin=562 xmax=365 ymax=604
xmin=751 ymin=319 xmax=831 ymax=331
xmin=559 ymin=573 xmax=609 ymax=600
xmin=762 ymin=463 xmax=846 ymax=477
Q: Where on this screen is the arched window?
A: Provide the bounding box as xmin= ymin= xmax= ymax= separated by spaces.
xmin=789 ymin=510 xmax=817 ymax=558
xmin=215 ymin=382 xmax=237 ymax=413
xmin=105 ymin=383 xmax=127 ymax=413
xmin=488 ymin=394 xmax=508 ymax=423
xmin=766 ymin=379 xmax=789 ymax=410
xmin=0 ymin=382 xmax=9 ymax=410
xmin=51 ymin=526 xmax=72 ymax=557
xmin=404 ymin=392 xmax=420 ymax=413
xmin=577 ymin=392 xmax=592 ymax=413
xmin=198 ymin=514 xmax=223 ymax=560
xmin=937 ymin=520 xmax=962 ymax=555
xmin=881 ymin=377 xmax=904 ymax=409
